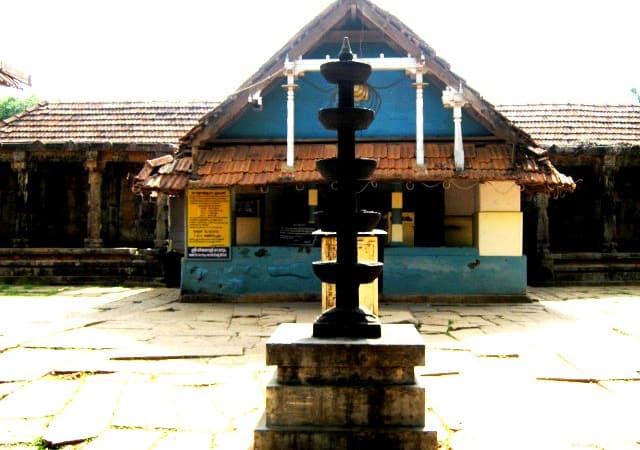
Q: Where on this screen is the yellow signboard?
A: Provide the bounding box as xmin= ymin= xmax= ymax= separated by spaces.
xmin=187 ymin=188 xmax=231 ymax=259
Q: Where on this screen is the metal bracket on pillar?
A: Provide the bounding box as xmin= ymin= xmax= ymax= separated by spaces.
xmin=442 ymin=85 xmax=468 ymax=173
xmin=282 ymin=56 xmax=299 ymax=168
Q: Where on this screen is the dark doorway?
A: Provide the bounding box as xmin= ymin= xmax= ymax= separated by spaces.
xmin=616 ymin=166 xmax=640 ymax=252
xmin=29 ymin=162 xmax=87 ymax=247
xmin=548 ymin=165 xmax=601 ymax=252
xmin=102 ymin=162 xmax=154 ymax=248
xmin=0 ymin=163 xmax=16 ymax=246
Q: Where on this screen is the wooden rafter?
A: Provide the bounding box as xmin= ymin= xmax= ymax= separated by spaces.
xmin=0 ymin=62 xmax=31 ymax=89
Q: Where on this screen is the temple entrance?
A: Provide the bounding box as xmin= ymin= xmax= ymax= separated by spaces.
xmin=0 ymin=163 xmax=16 ymax=246
xmin=102 ymin=162 xmax=155 ymax=248
xmin=29 ymin=162 xmax=87 ymax=247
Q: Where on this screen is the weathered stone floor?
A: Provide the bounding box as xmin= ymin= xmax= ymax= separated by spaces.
xmin=0 ymin=285 xmax=639 ymax=449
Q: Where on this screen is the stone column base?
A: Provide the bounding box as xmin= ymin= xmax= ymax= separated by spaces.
xmin=254 ymin=323 xmax=437 ymax=450
xmin=84 ymin=238 xmax=103 ymax=248
xmin=12 ymin=238 xmax=29 ymax=248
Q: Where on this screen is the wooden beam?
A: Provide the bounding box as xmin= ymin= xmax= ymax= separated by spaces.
xmin=0 ymin=61 xmax=31 ymax=87
xmin=321 ymin=30 xmax=387 ymax=44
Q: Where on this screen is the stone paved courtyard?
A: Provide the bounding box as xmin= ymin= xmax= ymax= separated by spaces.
xmin=0 ymin=286 xmax=639 ymax=449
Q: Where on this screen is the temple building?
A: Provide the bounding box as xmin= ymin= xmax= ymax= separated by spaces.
xmin=135 ymin=0 xmax=575 ymax=299
xmin=0 ymin=101 xmax=215 ymax=284
xmin=500 ymin=104 xmax=640 ymax=284
xmin=6 ymin=2 xmax=633 ymax=294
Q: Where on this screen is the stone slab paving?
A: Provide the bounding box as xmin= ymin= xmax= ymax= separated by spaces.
xmin=0 ymin=379 xmax=80 ymax=420
xmin=0 ymin=285 xmax=639 ymax=449
xmin=42 ymin=376 xmax=124 ymax=446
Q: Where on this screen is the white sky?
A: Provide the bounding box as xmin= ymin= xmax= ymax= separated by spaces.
xmin=1 ymin=0 xmax=639 ymax=105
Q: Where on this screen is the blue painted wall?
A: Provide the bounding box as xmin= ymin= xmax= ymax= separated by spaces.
xmin=181 ymin=246 xmax=526 ymax=298
xmin=219 ymin=40 xmax=491 ymax=140
xmin=382 ymin=247 xmax=527 ymax=296
xmin=182 ymin=246 xmax=321 ymax=297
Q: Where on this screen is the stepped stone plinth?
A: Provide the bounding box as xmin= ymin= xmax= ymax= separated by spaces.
xmin=254 ymin=323 xmax=437 ymax=450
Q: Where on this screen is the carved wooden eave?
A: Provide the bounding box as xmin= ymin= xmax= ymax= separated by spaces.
xmin=180 ymin=0 xmax=538 ymax=150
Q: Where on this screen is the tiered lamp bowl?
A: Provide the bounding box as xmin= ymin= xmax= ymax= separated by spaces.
xmin=312 ymin=37 xmax=383 ymax=339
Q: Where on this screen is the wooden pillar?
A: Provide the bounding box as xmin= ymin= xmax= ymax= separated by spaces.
xmin=11 ymin=151 xmax=29 ymax=248
xmin=308 ymin=186 xmax=318 ymax=223
xmin=154 ymin=192 xmax=169 ymax=250
xmin=534 ymin=192 xmax=553 ymax=278
xmin=84 ymin=151 xmax=104 ymax=248
xmin=390 ymin=183 xmax=404 ymax=245
xmin=601 ymin=154 xmax=618 ymax=253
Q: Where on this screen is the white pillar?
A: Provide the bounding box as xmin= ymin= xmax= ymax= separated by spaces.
xmin=283 ymin=58 xmax=298 ymax=168
xmin=442 ymin=86 xmax=468 ymax=173
xmin=453 ymin=106 xmax=464 ymax=172
xmin=414 ymin=68 xmax=426 ymax=166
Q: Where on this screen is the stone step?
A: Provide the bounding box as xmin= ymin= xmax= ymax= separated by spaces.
xmin=0 ymin=275 xmax=165 ymax=286
xmin=553 ymin=262 xmax=640 ymax=272
xmin=266 ymin=378 xmax=425 ymax=427
xmin=255 ymin=414 xmax=437 ymax=450
xmin=0 ymin=249 xmax=164 ymax=285
xmin=549 ymin=252 xmax=640 ymax=284
xmin=267 ymin=323 xmax=424 ymax=385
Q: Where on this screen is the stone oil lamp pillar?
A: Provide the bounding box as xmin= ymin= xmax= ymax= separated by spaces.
xmin=254 ymin=39 xmax=437 ymax=450
xmin=312 ymin=37 xmax=383 ymax=339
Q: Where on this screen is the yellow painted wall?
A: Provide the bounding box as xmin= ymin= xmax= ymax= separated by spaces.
xmin=475 ymin=211 xmax=522 ymax=256
xmin=308 ymin=188 xmax=318 ymax=206
xmin=391 ymin=223 xmax=404 ymax=243
xmin=236 ymin=217 xmax=261 ymax=245
xmin=402 ymin=212 xmax=415 ymax=247
xmin=444 ymin=216 xmax=473 ymax=247
xmin=391 ymin=191 xmax=403 ymax=209
xmin=476 ymin=181 xmax=520 ymax=212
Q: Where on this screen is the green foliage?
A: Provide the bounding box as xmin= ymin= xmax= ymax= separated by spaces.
xmin=0 ymin=283 xmax=70 ymax=296
xmin=0 ymin=94 xmax=39 ymax=120
xmin=33 ymin=437 xmax=53 ymax=450
xmin=632 ymin=88 xmax=639 ymax=103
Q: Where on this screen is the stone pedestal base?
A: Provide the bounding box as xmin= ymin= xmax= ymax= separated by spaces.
xmin=84 ymin=238 xmax=103 ymax=249
xmin=11 ymin=238 xmax=29 ymax=248
xmin=254 ymin=323 xmax=437 ymax=450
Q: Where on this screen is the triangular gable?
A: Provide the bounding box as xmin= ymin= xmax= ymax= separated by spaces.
xmin=218 ymin=50 xmax=492 ymax=140
xmin=182 ymin=0 xmax=534 ymax=149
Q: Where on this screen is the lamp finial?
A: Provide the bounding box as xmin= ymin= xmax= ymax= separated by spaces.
xmin=338 ymin=37 xmax=354 ymax=61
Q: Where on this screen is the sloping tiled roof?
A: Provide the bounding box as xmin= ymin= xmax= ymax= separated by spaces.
xmin=136 ymin=142 xmax=575 ymax=194
xmin=498 ymin=104 xmax=640 ymax=148
xmin=182 ymin=0 xmax=533 ymax=148
xmin=0 ymin=101 xmax=218 ymax=146
xmin=0 ymin=62 xmax=30 ymax=88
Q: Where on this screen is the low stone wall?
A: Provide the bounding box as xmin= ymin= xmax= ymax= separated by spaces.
xmin=0 ymin=248 xmax=164 ymax=285
xmin=180 ymin=246 xmax=527 ymax=300
xmin=549 ymin=252 xmax=640 ymax=284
